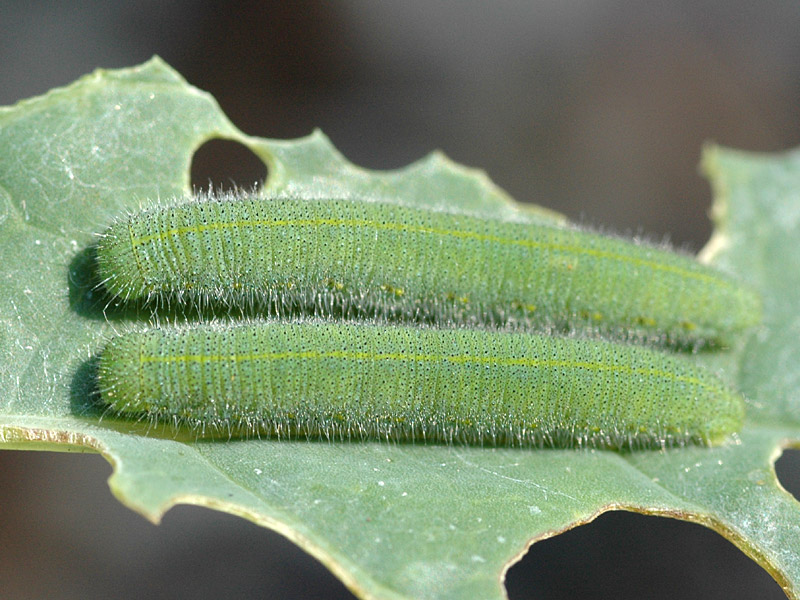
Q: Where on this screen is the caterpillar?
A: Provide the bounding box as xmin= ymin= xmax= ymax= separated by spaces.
xmin=96 ymin=320 xmax=745 ymax=448
xmin=95 ymin=191 xmax=761 ymax=346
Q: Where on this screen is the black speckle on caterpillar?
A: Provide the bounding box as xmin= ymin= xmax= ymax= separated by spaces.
xmin=95 ymin=191 xmax=762 ymax=347
xmin=96 ymin=319 xmax=745 ymax=449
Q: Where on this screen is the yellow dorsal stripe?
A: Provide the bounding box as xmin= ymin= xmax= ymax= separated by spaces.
xmin=141 ymin=348 xmax=715 ymax=393
xmin=130 ymin=216 xmax=724 ymax=287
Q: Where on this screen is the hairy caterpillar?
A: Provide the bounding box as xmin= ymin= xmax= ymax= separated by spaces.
xmin=95 ymin=192 xmax=761 ymax=346
xmin=96 ymin=320 xmax=744 ymax=448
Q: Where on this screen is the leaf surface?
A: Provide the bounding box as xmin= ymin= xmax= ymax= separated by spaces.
xmin=1 ymin=58 xmax=797 ymax=599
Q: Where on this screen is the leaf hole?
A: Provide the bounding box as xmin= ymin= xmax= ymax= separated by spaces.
xmin=505 ymin=511 xmax=783 ymax=599
xmin=190 ymin=139 xmax=267 ymax=192
xmin=775 ymin=448 xmax=800 ymax=501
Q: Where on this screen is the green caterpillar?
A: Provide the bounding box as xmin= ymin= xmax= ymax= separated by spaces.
xmin=96 ymin=191 xmax=761 ymax=346
xmin=96 ymin=320 xmax=745 ymax=448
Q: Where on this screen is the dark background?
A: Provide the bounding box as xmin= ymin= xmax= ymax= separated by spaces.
xmin=2 ymin=1 xmax=799 ymax=598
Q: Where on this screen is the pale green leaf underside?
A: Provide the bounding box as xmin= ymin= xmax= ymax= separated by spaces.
xmin=1 ymin=58 xmax=799 ymax=599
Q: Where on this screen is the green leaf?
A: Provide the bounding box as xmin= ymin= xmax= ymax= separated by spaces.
xmin=0 ymin=57 xmax=797 ymax=599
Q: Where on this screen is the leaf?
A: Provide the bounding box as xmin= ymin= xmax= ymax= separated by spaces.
xmin=0 ymin=57 xmax=797 ymax=599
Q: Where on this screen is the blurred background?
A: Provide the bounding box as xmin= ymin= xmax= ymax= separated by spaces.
xmin=2 ymin=1 xmax=799 ymax=598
